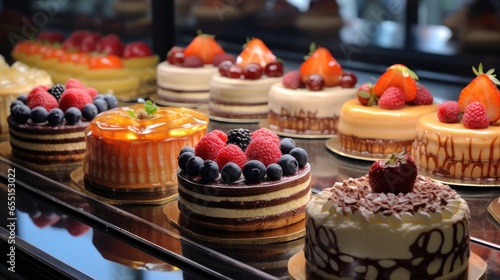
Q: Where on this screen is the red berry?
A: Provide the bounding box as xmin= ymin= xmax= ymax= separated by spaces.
xmin=227 ymin=65 xmax=243 ymax=79
xmin=212 ymin=53 xmax=236 ymax=67
xmin=86 ymin=87 xmax=98 ymax=99
xmin=243 ymin=63 xmax=263 ymax=80
xmin=64 ymin=217 xmax=90 ymax=236
xmin=356 ymin=82 xmax=376 ymax=106
xmin=183 ymin=55 xmax=204 ymax=68
xmin=368 ymin=152 xmax=417 ymax=194
xmin=282 ymin=71 xmax=302 ymax=89
xmin=437 ymin=101 xmax=461 ymax=123
xmin=264 ymin=61 xmax=284 ymax=77
xmin=378 ymin=87 xmax=406 ymax=109
xmin=251 ymin=128 xmax=280 ymax=146
xmin=215 ymin=144 xmax=248 ymax=170
xmin=27 ymin=86 xmax=49 ymax=102
xmin=340 ymin=72 xmax=357 ymax=88
xmin=305 ymin=74 xmax=325 ymax=91
xmin=209 ymin=130 xmax=228 ymax=142
xmin=58 ymin=88 xmax=93 ymax=112
xmin=194 ymin=133 xmax=226 ymax=160
xmin=462 ymin=101 xmax=489 ymax=129
xmin=410 ymin=85 xmax=433 ymax=105
xmin=167 ymin=46 xmax=185 ymax=65
xmin=245 ymin=137 xmax=282 ymax=167
xmin=65 ymin=78 xmax=86 ymax=90
xmin=27 ymin=91 xmax=58 ymax=111
xmin=218 ymin=61 xmax=233 ymax=77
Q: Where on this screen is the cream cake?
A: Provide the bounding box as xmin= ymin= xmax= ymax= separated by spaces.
xmin=267 ymin=45 xmax=357 ymax=135
xmin=305 ymin=153 xmax=470 ymax=280
xmin=84 ymin=102 xmax=208 ymax=191
xmin=337 ymin=64 xmax=438 ymax=157
xmin=177 ymin=128 xmax=311 ymax=231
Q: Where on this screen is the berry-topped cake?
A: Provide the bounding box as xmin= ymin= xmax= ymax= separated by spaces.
xmin=305 ymin=153 xmax=470 ymax=280
xmin=413 ymin=64 xmax=500 ymax=180
xmin=156 ymin=32 xmax=235 ymax=106
xmin=267 ymin=44 xmax=357 ymax=136
xmin=177 ymin=128 xmax=312 ymax=231
xmin=337 ymin=64 xmax=439 ymax=158
xmin=209 ymin=38 xmax=284 ymax=119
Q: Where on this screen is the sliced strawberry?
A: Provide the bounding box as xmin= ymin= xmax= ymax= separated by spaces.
xmin=236 ymin=38 xmax=276 ymax=68
xmin=373 ymin=64 xmax=418 ymax=102
xmin=299 ymin=44 xmax=343 ymax=87
xmin=183 ymin=33 xmax=225 ymax=65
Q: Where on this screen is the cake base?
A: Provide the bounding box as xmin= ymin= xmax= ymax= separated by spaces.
xmin=259 ymin=120 xmax=336 ymax=139
xmin=163 ymin=200 xmax=305 ymax=245
xmin=287 ymin=250 xmax=487 ymax=280
xmin=488 ymin=197 xmax=500 ymax=225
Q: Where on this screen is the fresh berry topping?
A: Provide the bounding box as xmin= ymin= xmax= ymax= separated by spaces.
xmin=86 ymin=87 xmax=98 ymax=99
xmin=264 ymin=61 xmax=284 ymax=77
xmin=215 ymin=144 xmax=248 ymax=170
xmin=437 ymin=101 xmax=462 ymax=123
xmin=289 ymin=147 xmax=308 ymax=168
xmin=299 ymin=44 xmax=343 ymax=87
xmin=266 ymin=163 xmax=283 ymax=181
xmin=93 ymin=99 xmax=108 ymax=113
xmin=368 ymin=152 xmax=417 ymax=194
xmin=357 ymin=82 xmax=377 ymax=106
xmin=410 ymin=85 xmax=433 ymax=105
xmin=47 ymin=84 xmax=65 ymax=100
xmin=227 ymin=128 xmax=251 ymax=151
xmin=280 ymin=138 xmax=296 ymax=154
xmin=242 ymin=160 xmax=267 ymax=182
xmin=243 ymin=63 xmax=263 ymax=80
xmin=179 ymin=146 xmax=195 ymax=156
xmin=462 ymin=102 xmax=489 ymax=129
xmin=236 ymin=38 xmax=276 ymax=68
xmin=278 ymin=154 xmax=298 ymax=175
xmin=227 ymin=65 xmax=243 ymax=79
xmin=123 ymin=42 xmax=152 ymax=58
xmin=47 ymin=108 xmax=65 ymax=125
xmin=183 ymin=55 xmax=204 ymax=68
xmin=183 ymin=33 xmax=225 ymax=65
xmin=177 ymin=152 xmax=195 ymax=172
xmin=30 ymin=106 xmax=48 ymax=123
xmin=199 ymin=160 xmax=220 ymax=182
xmin=305 ymin=74 xmax=325 ymax=91
xmin=282 ymin=71 xmax=303 ymax=89
xmin=340 ymin=72 xmax=357 ymax=88
xmin=218 ymin=61 xmax=233 ymax=77
xmin=378 ymin=87 xmax=406 ymax=110
xmin=64 ymin=107 xmax=82 ymax=125
xmin=81 ymin=103 xmax=98 ymax=121
xmin=212 ymin=53 xmax=236 ymax=67
xmin=251 ymin=128 xmax=281 ymax=146
xmin=65 ymin=78 xmax=86 ymax=90
xmin=27 ymin=90 xmax=59 ymax=111
xmin=17 ymin=94 xmax=28 ymax=104
xmin=195 ymin=132 xmax=227 ymax=160
xmin=95 ymin=34 xmax=124 ymax=56
xmin=167 ymin=46 xmax=185 ymax=65
xmin=11 ymin=104 xmax=31 ymax=123
xmin=221 ymin=162 xmax=242 ymax=183
xmin=185 ymin=156 xmax=204 ymax=176
xmin=210 ymin=130 xmax=228 ymax=142
xmin=10 ymin=100 xmax=24 ymax=109
xmin=373 ymin=64 xmax=418 ymax=102
xmin=245 ymin=136 xmax=282 ymax=167
xmin=59 ymin=88 xmax=93 ymax=112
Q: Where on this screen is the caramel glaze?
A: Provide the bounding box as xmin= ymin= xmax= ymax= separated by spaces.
xmin=268 ymin=110 xmax=338 ymax=134
xmin=8 ymin=116 xmax=89 ymax=134
xmin=338 ymin=133 xmax=413 ymax=156
xmin=305 ymin=219 xmax=470 ymax=280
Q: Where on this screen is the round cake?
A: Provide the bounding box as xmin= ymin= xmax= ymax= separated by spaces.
xmin=176 ymin=128 xmax=312 ymax=231
xmin=305 ymin=153 xmax=470 ymax=280
xmin=84 ymin=102 xmax=208 ymax=191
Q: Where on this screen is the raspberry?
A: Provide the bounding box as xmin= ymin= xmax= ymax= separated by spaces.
xmin=215 ymin=144 xmax=248 ymax=170
xmin=410 ymin=85 xmax=433 ymax=105
xmin=65 ymin=78 xmax=86 ymax=90
xmin=245 ymin=136 xmax=282 ymax=167
xmin=378 ymin=87 xmax=405 ymax=109
xmin=251 ymin=128 xmax=280 ymax=146
xmin=227 ymin=128 xmax=251 ymax=151
xmin=86 ymin=87 xmax=98 ymax=99
xmin=462 ymin=101 xmax=489 ymax=129
xmin=194 ymin=133 xmax=226 ymax=160
xmin=47 ymin=84 xmax=65 ymax=100
xmin=209 ymin=130 xmax=228 ymax=142
xmin=282 ymin=71 xmax=302 ymax=89
xmin=437 ymin=101 xmax=461 ymax=123
xmin=183 ymin=55 xmax=204 ymax=68
xmin=58 ymin=88 xmax=93 ymax=112
xmin=27 ymin=86 xmax=50 ymax=102
xmin=27 ymin=90 xmax=58 ymax=111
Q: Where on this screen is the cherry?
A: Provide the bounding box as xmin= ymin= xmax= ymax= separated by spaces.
xmin=305 ymin=74 xmax=325 ymax=91
xmin=227 ymin=65 xmax=243 ymax=79
xmin=218 ymin=61 xmax=233 ymax=77
xmin=243 ymin=63 xmax=263 ymax=80
xmin=264 ymin=61 xmax=284 ymax=77
xmin=340 ymin=72 xmax=358 ymax=88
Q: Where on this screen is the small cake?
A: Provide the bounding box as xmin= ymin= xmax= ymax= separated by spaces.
xmin=268 ymin=45 xmax=357 ymax=135
xmin=337 ymin=64 xmax=439 ymax=157
xmin=84 ymin=102 xmax=208 ymax=191
xmin=156 ymin=33 xmax=234 ymax=106
xmin=177 ymin=128 xmax=311 ymax=231
xmin=413 ymin=64 xmax=500 ymax=180
xmin=209 ymin=38 xmax=284 ymax=119
xmin=305 ymin=153 xmax=470 ymax=280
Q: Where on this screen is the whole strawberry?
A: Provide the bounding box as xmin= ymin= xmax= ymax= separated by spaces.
xmin=368 ymin=152 xmax=417 ymax=194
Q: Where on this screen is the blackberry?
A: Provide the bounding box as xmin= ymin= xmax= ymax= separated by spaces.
xmin=48 ymin=84 xmax=66 ymax=100
xmin=227 ymin=128 xmax=251 ymax=151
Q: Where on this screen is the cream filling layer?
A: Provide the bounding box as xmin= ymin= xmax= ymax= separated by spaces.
xmin=157 ymin=88 xmax=209 ymax=101
xmin=209 ymin=74 xmax=280 ymax=103
xmin=157 ymin=62 xmax=217 ymax=91
xmin=10 ymin=137 xmax=85 ymax=152
xmin=209 ymin=102 xmax=268 ymax=115
xmin=9 ymin=128 xmax=85 ymax=141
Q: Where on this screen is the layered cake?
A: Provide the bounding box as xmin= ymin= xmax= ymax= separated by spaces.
xmin=337 ymin=64 xmax=439 ymax=157
xmin=412 ymin=64 xmax=500 ymax=180
xmin=209 ymin=38 xmax=284 ymax=119
xmin=305 ymin=153 xmax=470 ymax=280
xmin=156 ymin=33 xmax=234 ymax=106
xmin=84 ymin=102 xmax=208 ymax=191
xmin=177 ymin=128 xmax=311 ymax=231
xmin=268 ymin=45 xmax=357 ymax=135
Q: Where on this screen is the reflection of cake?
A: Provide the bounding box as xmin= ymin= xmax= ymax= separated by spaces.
xmin=84 ymin=102 xmax=208 ymax=191
xmin=209 ymin=38 xmax=283 ymax=119
xmin=412 ymin=64 xmax=500 ymax=180
xmin=337 ymin=64 xmax=439 ymax=157
xmin=305 ymin=153 xmax=470 ymax=280
xmin=177 ymin=128 xmax=311 ymax=231
xmin=268 ymin=45 xmax=357 ymax=135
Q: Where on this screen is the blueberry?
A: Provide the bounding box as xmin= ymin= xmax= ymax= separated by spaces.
xmin=11 ymin=104 xmax=31 ymax=124
xmin=266 ymin=163 xmax=283 ymax=181
xmin=278 ymin=154 xmax=298 ymax=175
xmin=242 ymin=160 xmax=266 ymax=182
xmin=64 ymin=107 xmax=82 ymax=125
xmin=221 ymin=162 xmax=242 ymax=183
xmin=17 ymin=94 xmax=28 ymax=104
xmin=10 ymin=100 xmax=24 ymax=109
xmin=94 ymin=94 xmax=104 ymax=100
xmin=81 ymin=103 xmax=98 ymax=121
xmin=93 ymin=98 xmax=108 ymax=113
xmin=103 ymin=94 xmax=118 ymax=109
xmin=179 ymin=146 xmax=195 ymax=157
xmin=177 ymin=152 xmax=194 ymax=172
xmin=47 ymin=108 xmax=65 ymax=125
xmin=185 ymin=156 xmax=203 ymax=177
xmin=199 ymin=160 xmax=219 ymax=182
xmin=30 ymin=106 xmax=48 ymax=123
xmin=280 ymin=138 xmax=296 ymax=154
xmin=290 ymin=147 xmax=308 ymax=167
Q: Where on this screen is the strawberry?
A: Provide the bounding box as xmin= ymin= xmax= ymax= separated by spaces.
xmin=409 ymin=84 xmax=433 ymax=105
xmin=437 ymin=101 xmax=462 ymax=123
xmin=215 ymin=144 xmax=248 ymax=170
xmin=236 ymin=38 xmax=276 ymax=68
xmin=373 ymin=64 xmax=418 ymax=102
xmin=356 ymin=82 xmax=376 ymax=106
xmin=457 ymin=63 xmax=500 ymax=124
xmin=183 ymin=33 xmax=225 ymax=65
xmin=58 ymin=88 xmax=93 ymax=112
xmin=368 ymin=152 xmax=417 ymax=194
xmin=378 ymin=87 xmax=405 ymax=109
xmin=89 ymin=54 xmax=123 ymax=69
xmin=462 ymin=101 xmax=489 ymax=129
xmin=27 ymin=90 xmax=58 ymax=111
xmin=299 ymin=44 xmax=343 ymax=87
xmin=282 ymin=71 xmax=303 ymax=89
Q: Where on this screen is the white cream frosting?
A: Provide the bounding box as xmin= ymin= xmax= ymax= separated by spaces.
xmin=157 ymin=61 xmax=217 ymax=91
xmin=209 ymin=74 xmax=281 ymax=104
